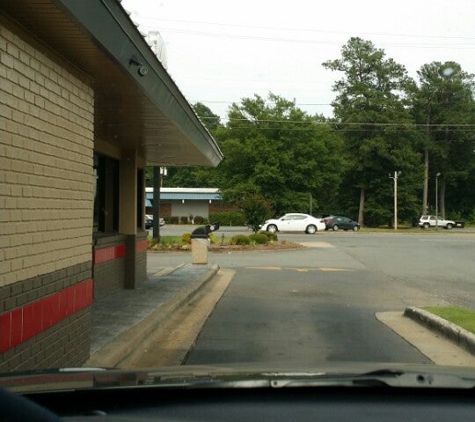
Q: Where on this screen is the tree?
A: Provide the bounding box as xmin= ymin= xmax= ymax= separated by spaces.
xmin=239 ymin=193 xmax=273 ymax=232
xmin=218 ymin=93 xmax=345 ymax=216
xmin=145 ymin=166 xmax=153 ymax=187
xmin=153 ymin=95 xmax=345 ymax=217
xmin=323 ymin=37 xmax=421 ymax=227
xmin=192 ymin=102 xmax=222 ymax=132
xmin=411 ymin=62 xmax=475 ymax=218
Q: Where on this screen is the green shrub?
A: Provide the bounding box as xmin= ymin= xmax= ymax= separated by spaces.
xmin=209 ymin=212 xmax=246 ymax=226
xmin=159 ymin=236 xmax=182 ymax=245
xmin=180 ymin=216 xmax=188 ymax=224
xmin=208 ymin=232 xmax=218 ymax=244
xmin=147 ymin=236 xmax=160 ymax=248
xmin=194 ymin=215 xmax=204 ymax=224
xmin=182 ymin=232 xmax=191 ymax=244
xmin=230 ymin=234 xmax=251 ymax=245
xmin=249 ymin=233 xmax=268 ymax=245
xmin=448 ymin=209 xmax=475 ymax=224
xmin=170 ymin=216 xmax=179 ymax=224
xmin=261 ymin=231 xmax=278 ymax=241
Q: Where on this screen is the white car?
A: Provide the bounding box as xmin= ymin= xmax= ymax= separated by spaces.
xmin=145 ymin=215 xmax=165 ymax=229
xmin=418 ymin=215 xmax=455 ymax=229
xmin=260 ymin=213 xmax=326 ymax=234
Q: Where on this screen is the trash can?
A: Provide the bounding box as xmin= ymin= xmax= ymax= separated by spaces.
xmin=190 ymin=233 xmax=209 ymax=265
xmin=190 ymin=223 xmax=220 ymax=265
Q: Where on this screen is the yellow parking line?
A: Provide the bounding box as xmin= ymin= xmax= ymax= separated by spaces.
xmin=319 ymin=268 xmax=353 ymax=272
xmin=245 ymin=267 xmax=353 ymax=272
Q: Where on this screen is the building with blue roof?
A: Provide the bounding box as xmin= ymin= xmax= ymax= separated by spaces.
xmin=145 ymin=188 xmax=237 ymax=222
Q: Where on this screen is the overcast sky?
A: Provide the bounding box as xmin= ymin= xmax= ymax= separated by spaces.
xmin=122 ymin=0 xmax=475 ymax=120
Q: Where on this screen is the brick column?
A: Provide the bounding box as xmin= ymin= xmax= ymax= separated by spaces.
xmin=119 ymin=150 xmax=137 ymax=289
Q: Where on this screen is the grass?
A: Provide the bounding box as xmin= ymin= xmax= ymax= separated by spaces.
xmin=358 ymin=225 xmax=474 ymax=233
xmin=356 ymin=227 xmax=442 ymax=234
xmin=148 ymin=235 xmax=187 ymax=251
xmin=359 ymin=226 xmax=417 ymax=233
xmin=153 ymin=235 xmax=183 ymax=245
xmin=423 ymin=306 xmax=475 ymax=334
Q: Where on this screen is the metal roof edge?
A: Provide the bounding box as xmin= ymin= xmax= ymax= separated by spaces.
xmin=57 ymin=0 xmax=224 ymax=167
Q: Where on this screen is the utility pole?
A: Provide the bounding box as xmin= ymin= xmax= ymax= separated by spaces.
xmin=435 ymin=172 xmax=440 ymax=231
xmin=152 ymin=167 xmax=161 ymax=240
xmin=389 ymin=171 xmax=401 ymax=230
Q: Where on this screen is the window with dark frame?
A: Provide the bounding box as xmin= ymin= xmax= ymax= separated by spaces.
xmin=93 ymin=153 xmax=119 ymax=233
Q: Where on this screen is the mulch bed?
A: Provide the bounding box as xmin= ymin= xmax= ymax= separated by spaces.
xmin=149 ymin=241 xmax=303 ymax=253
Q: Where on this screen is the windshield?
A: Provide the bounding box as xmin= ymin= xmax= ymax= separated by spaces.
xmin=1 ymin=0 xmax=475 ymax=395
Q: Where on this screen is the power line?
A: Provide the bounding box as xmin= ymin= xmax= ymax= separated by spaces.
xmin=200 ymin=116 xmax=475 ymax=128
xmin=134 ymin=16 xmax=475 ymax=42
xmin=141 ymin=27 xmax=475 ymax=49
xmin=193 ymin=100 xmax=332 ymax=106
xmin=223 ymin=126 xmax=475 ymax=133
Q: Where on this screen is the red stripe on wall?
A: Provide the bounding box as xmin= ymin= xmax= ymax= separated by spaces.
xmin=94 ymin=244 xmax=125 ymax=264
xmin=0 ymin=280 xmax=93 ymax=353
xmin=136 ymin=239 xmax=148 ymax=252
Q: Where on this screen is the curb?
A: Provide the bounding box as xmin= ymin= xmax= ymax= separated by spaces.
xmin=153 ymin=263 xmax=185 ymax=277
xmin=85 ymin=263 xmax=220 ymax=368
xmin=404 ymin=306 xmax=475 ymax=356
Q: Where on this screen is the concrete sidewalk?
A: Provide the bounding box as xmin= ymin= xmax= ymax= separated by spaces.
xmin=85 ymin=263 xmax=220 ymax=368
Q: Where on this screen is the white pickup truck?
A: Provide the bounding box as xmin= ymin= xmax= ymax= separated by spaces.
xmin=418 ymin=215 xmax=456 ymax=229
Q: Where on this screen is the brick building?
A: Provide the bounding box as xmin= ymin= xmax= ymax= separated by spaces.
xmin=0 ymin=0 xmax=223 ymax=372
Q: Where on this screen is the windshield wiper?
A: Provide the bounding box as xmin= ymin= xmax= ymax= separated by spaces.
xmin=264 ymin=369 xmax=475 ymax=389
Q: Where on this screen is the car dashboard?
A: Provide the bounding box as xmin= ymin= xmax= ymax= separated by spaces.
xmin=2 ymin=384 xmax=474 ymax=422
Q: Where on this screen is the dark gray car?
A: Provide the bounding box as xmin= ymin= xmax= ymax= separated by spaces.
xmin=324 ymin=215 xmax=360 ymax=231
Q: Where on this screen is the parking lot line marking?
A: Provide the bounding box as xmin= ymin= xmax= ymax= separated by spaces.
xmin=319 ymin=268 xmax=353 ymax=272
xmin=299 ymin=242 xmax=335 ymax=248
xmin=245 ymin=267 xmax=354 ymax=273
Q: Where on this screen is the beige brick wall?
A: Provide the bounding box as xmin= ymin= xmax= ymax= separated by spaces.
xmin=0 ymin=24 xmax=94 ymax=288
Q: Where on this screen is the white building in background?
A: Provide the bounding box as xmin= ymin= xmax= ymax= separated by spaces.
xmin=146 ymin=31 xmax=168 ymax=69
xmin=145 ymin=188 xmax=237 ymax=221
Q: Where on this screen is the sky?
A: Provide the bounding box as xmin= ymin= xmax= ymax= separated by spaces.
xmin=121 ymin=0 xmax=475 ymax=121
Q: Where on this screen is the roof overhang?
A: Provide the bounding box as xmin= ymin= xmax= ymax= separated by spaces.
xmin=1 ymin=0 xmax=224 ymax=167
xmin=145 ymin=188 xmax=222 ymax=201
